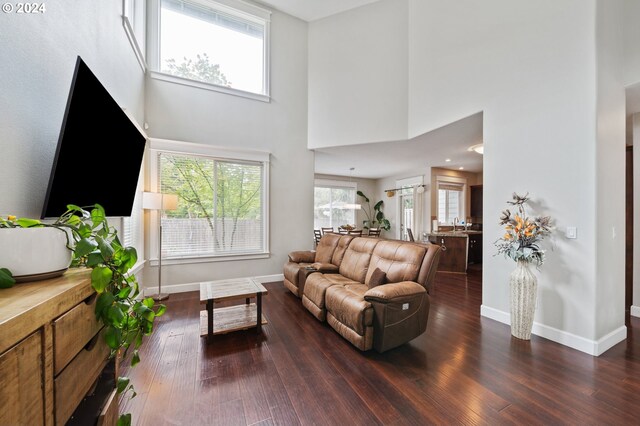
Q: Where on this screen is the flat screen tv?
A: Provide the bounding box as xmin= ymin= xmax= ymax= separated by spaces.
xmin=41 ymin=56 xmax=147 ymax=218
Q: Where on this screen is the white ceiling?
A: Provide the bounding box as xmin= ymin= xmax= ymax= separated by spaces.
xmin=314 ymin=112 xmax=484 ymax=179
xmin=257 ymin=0 xmax=381 ymax=22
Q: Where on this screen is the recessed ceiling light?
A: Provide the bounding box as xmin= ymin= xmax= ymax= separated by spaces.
xmin=468 ymin=144 xmax=484 ymax=154
xmin=445 ymin=158 xmax=451 ymax=162
xmin=459 ymin=167 xmax=464 ymax=170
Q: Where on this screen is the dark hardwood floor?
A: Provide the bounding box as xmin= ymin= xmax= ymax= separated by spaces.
xmin=121 ymin=267 xmax=640 ymax=425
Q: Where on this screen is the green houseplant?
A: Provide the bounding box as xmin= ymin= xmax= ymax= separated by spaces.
xmin=0 ymin=204 xmax=165 ymax=426
xmin=356 ymin=191 xmax=391 ymax=231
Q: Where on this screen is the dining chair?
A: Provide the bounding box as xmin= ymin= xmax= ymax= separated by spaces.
xmin=367 ymin=228 xmax=381 ymax=237
xmin=321 ymin=227 xmax=334 ymax=235
xmin=314 ymin=229 xmax=322 ymax=246
xmin=348 ymin=230 xmax=362 ymax=236
xmin=407 ymin=228 xmax=415 ymax=242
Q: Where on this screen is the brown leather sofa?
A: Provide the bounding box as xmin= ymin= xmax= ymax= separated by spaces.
xmin=283 ymin=235 xmax=441 ymax=352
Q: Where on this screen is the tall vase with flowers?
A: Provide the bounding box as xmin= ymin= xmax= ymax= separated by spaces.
xmin=495 ymin=193 xmax=552 ymax=340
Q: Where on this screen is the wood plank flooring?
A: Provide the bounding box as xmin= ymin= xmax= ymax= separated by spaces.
xmin=120 ymin=266 xmax=640 ymax=425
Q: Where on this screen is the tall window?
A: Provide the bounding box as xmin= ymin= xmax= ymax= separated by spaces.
xmin=438 ymin=181 xmax=464 ymax=225
xmin=156 ymin=150 xmax=267 ymax=258
xmin=314 ymin=181 xmax=357 ymax=230
xmin=155 ymin=0 xmax=270 ymax=97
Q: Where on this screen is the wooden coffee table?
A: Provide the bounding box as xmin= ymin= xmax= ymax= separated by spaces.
xmin=199 ymin=277 xmax=268 ymax=342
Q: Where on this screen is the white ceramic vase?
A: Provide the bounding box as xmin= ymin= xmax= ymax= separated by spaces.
xmin=0 ymin=227 xmax=72 ymax=281
xmin=509 ymin=260 xmax=537 ymax=340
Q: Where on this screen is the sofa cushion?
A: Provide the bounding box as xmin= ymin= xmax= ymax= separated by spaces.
xmin=325 ymin=284 xmax=373 ymax=335
xmin=316 ymin=233 xmax=342 ymax=263
xmin=303 ymin=273 xmax=360 ymax=311
xmin=364 ymin=240 xmax=427 ymax=287
xmin=367 ymin=268 xmax=387 ymax=289
xmin=338 ymin=237 xmax=379 ymax=283
xmin=331 ymin=235 xmax=356 ymax=266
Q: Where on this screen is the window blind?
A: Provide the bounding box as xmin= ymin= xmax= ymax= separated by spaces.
xmin=158 ymin=152 xmax=265 ymax=257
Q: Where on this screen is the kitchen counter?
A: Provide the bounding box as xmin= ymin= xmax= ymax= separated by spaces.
xmin=427 ymin=230 xmax=483 ymax=273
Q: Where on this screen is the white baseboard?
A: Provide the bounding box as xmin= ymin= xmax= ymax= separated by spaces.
xmin=631 ymin=305 xmax=640 ymax=318
xmin=480 ymin=305 xmax=627 ymax=356
xmin=143 ymin=273 xmax=284 ymax=297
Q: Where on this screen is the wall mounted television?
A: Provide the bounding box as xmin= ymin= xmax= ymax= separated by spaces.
xmin=41 ymin=56 xmax=147 ymax=218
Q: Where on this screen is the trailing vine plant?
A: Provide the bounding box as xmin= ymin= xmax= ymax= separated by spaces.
xmin=0 ymin=204 xmax=165 ymax=426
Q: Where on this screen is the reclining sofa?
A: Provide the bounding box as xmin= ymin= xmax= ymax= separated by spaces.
xmin=283 ymin=234 xmax=441 ymax=352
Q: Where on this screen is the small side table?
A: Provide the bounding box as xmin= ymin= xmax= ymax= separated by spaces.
xmin=199 ymin=277 xmax=268 ymax=342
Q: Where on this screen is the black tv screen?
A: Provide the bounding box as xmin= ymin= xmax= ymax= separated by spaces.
xmin=41 ymin=57 xmax=147 ymax=218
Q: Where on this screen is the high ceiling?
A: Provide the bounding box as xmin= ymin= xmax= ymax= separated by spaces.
xmin=257 ymin=0 xmax=381 ymax=22
xmin=314 ymin=113 xmax=484 ymax=179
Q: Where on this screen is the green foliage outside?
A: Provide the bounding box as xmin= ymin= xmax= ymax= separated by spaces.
xmin=164 ymin=53 xmax=231 ymax=87
xmin=160 ymin=154 xmax=262 ymax=252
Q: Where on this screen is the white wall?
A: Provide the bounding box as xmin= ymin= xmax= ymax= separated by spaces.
xmin=0 ymin=0 xmax=145 ymax=218
xmin=623 ymin=0 xmax=640 ymax=86
xmin=409 ymin=0 xmax=626 ymax=353
xmin=144 ymin=11 xmax=311 ymax=287
xmin=595 ymin=0 xmax=627 ymax=339
xmin=633 ymin=113 xmax=640 ymax=317
xmin=308 ymin=0 xmax=408 ymax=149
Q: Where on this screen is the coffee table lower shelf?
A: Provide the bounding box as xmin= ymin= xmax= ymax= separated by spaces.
xmin=199 ymin=304 xmax=268 ymax=337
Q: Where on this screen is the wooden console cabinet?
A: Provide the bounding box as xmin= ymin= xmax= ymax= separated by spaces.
xmin=0 ymin=269 xmax=116 ymax=425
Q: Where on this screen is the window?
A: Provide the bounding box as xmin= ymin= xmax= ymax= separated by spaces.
xmin=151 ymin=0 xmax=271 ymax=100
xmin=123 ymin=0 xmax=146 ymax=70
xmin=314 ymin=180 xmax=357 ymax=230
xmin=438 ymin=181 xmax=464 ymax=225
xmin=151 ymin=140 xmax=269 ymax=260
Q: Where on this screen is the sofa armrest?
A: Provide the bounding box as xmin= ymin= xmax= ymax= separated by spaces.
xmin=310 ymin=263 xmax=339 ymax=273
xmin=364 ymin=281 xmax=426 ymax=303
xmin=288 ymin=251 xmax=316 ymax=263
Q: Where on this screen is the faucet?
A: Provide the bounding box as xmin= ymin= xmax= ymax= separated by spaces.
xmin=453 ymin=217 xmax=459 ymax=231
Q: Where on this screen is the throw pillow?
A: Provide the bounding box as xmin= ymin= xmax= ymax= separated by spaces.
xmin=368 ymin=268 xmax=387 ymax=289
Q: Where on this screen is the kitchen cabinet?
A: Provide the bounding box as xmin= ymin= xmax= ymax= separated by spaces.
xmin=470 ymin=185 xmax=483 ymax=221
xmin=468 ymin=233 xmax=483 ymax=264
xmin=428 ymin=234 xmax=467 ymax=273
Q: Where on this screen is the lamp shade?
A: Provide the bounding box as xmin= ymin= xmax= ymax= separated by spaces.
xmin=142 ymin=192 xmax=162 ymax=210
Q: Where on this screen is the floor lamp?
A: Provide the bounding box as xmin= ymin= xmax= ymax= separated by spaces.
xmin=143 ymin=192 xmax=178 ymax=301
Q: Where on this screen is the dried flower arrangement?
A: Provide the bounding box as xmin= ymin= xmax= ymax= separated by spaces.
xmin=495 ymin=193 xmax=552 ymax=266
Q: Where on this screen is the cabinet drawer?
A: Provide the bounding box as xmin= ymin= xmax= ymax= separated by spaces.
xmin=0 ymin=331 xmax=45 ymax=426
xmin=53 ymin=293 xmax=101 ymax=375
xmin=97 ymin=389 xmax=118 ymax=426
xmin=55 ymin=331 xmax=110 ymax=426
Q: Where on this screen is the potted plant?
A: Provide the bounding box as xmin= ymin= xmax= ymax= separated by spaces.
xmin=0 ymin=204 xmax=165 ymax=425
xmin=495 ymin=193 xmax=552 ymax=340
xmin=356 ymin=191 xmax=391 ymax=231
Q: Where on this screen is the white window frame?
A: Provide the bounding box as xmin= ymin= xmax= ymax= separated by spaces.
xmin=148 ymin=138 xmax=270 ymax=265
xmin=147 ymin=0 xmax=271 ymax=102
xmin=123 ymin=0 xmax=147 ymax=71
xmin=436 ymin=175 xmax=467 ymax=225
